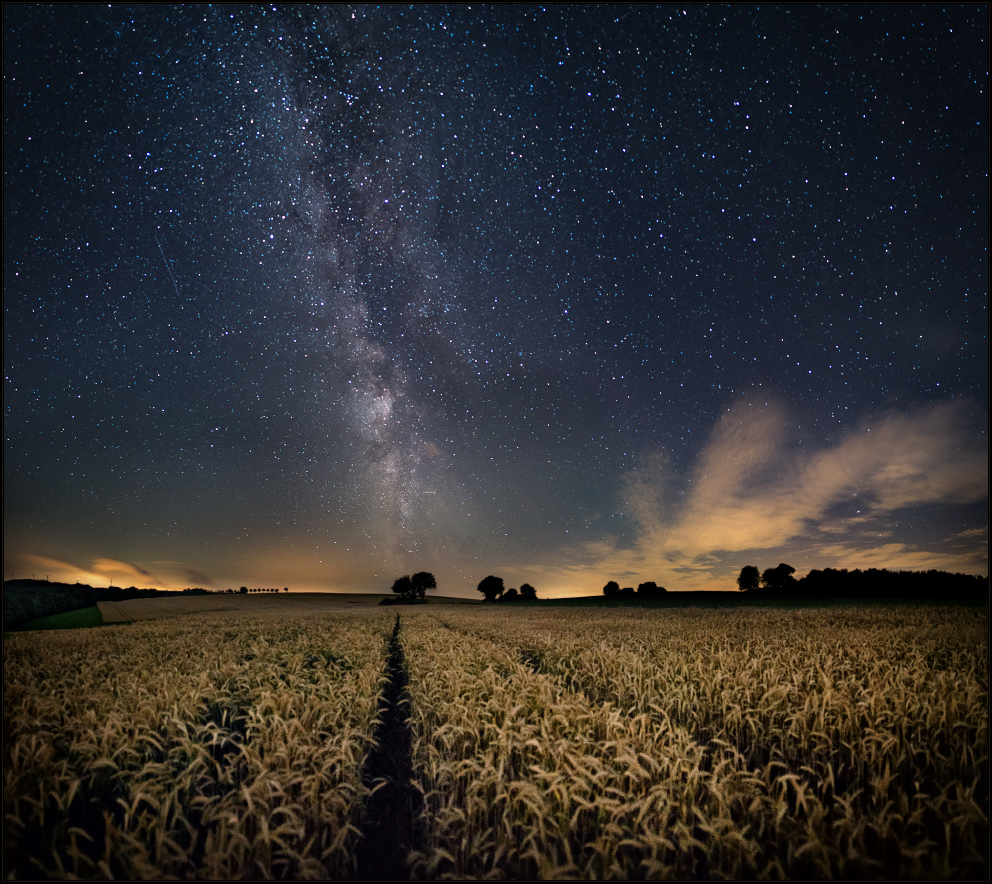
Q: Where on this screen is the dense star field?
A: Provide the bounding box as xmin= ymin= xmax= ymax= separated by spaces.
xmin=3 ymin=5 xmax=988 ymax=595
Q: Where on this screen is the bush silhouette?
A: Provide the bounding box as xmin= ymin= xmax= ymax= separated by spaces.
xmin=477 ymin=575 xmax=504 ymax=602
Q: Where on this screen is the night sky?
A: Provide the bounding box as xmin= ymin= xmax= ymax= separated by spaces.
xmin=4 ymin=5 xmax=988 ymax=596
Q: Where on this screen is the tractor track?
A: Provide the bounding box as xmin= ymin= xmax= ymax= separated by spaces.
xmin=356 ymin=614 xmax=422 ymax=880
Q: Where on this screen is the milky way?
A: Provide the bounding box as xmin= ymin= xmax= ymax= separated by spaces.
xmin=4 ymin=5 xmax=987 ymax=594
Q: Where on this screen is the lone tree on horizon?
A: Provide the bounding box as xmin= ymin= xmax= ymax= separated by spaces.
xmin=477 ymin=575 xmax=504 ymax=602
xmin=410 ymin=571 xmax=437 ymax=600
xmin=737 ymin=565 xmax=760 ymax=592
xmin=391 ymin=575 xmax=414 ymax=599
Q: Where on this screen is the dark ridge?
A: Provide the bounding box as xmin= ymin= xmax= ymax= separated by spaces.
xmin=2 ymin=579 xmax=214 ymax=627
xmin=356 ymin=614 xmax=422 ymax=880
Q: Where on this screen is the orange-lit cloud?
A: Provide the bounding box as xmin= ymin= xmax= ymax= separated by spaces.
xmin=4 ymin=553 xmax=215 ymax=592
xmin=7 ymin=553 xmax=96 ymax=585
xmin=90 ymin=558 xmax=153 ymax=582
xmin=536 ymin=397 xmax=988 ymax=594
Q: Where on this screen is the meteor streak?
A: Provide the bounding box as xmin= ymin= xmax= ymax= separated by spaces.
xmin=154 ymin=235 xmax=181 ymax=299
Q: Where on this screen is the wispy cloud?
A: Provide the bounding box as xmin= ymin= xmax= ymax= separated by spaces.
xmin=542 ymin=397 xmax=988 ymax=594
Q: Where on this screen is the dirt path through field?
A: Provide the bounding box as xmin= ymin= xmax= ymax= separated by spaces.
xmin=356 ymin=614 xmax=423 ymax=879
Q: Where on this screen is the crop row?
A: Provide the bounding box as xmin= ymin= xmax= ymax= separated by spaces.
xmin=4 ymin=612 xmax=391 ymax=879
xmin=402 ymin=606 xmax=988 ymax=879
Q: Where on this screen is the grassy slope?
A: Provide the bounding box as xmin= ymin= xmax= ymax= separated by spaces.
xmin=7 ymin=605 xmax=106 ymax=632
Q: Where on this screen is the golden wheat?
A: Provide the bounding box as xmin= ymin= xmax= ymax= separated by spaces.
xmin=4 ymin=611 xmax=391 ymax=879
xmin=5 ymin=603 xmax=986 ymax=879
xmin=401 ymin=605 xmax=987 ymax=879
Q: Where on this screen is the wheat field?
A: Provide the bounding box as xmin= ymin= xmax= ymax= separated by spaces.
xmin=4 ymin=602 xmax=988 ymax=879
xmin=4 ymin=612 xmax=390 ymax=879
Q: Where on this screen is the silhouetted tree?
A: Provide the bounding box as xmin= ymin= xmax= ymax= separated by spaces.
xmin=761 ymin=563 xmax=797 ymax=591
xmin=620 ymin=586 xmax=635 ymax=598
xmin=391 ymin=575 xmax=415 ymax=600
xmin=519 ymin=583 xmax=537 ymax=601
xmin=283 ymin=587 xmax=289 ymax=592
xmin=239 ymin=586 xmax=248 ymax=594
xmin=637 ymin=581 xmax=667 ymax=598
xmin=737 ymin=565 xmax=760 ymax=592
xmin=410 ymin=571 xmax=437 ymax=600
xmin=477 ymin=575 xmax=505 ymax=602
xmin=502 ymin=587 xmax=519 ymax=602
xmin=603 ymin=581 xmax=620 ymax=597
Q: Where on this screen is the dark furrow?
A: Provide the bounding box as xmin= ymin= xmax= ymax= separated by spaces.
xmin=355 ymin=614 xmax=422 ymax=880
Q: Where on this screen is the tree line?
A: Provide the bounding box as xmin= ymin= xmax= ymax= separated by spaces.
xmin=377 ymin=565 xmax=986 ymax=606
xmin=475 ymin=576 xmax=538 ymax=602
xmin=380 ymin=573 xmax=541 ymax=605
xmin=602 ymin=581 xmax=667 ymax=599
xmin=737 ymin=564 xmax=987 ymax=600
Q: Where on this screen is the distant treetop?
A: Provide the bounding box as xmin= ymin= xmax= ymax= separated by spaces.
xmin=390 ymin=571 xmax=437 ymax=602
xmin=737 ymin=565 xmax=760 ymax=592
xmin=411 ymin=571 xmax=437 ymax=599
xmin=477 ymin=575 xmax=505 ymax=602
